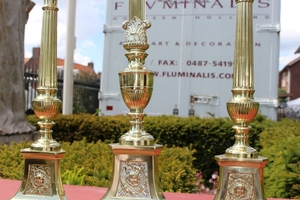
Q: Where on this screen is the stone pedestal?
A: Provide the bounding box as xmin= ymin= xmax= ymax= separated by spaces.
xmin=102 ymin=144 xmax=165 ymax=200
xmin=214 ymin=155 xmax=268 ymax=200
xmin=10 ymin=149 xmax=67 ymax=200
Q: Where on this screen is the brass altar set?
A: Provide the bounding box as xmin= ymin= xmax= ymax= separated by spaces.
xmin=10 ymin=0 xmax=267 ymax=199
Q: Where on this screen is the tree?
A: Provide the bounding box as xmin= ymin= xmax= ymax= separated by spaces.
xmin=72 ymin=71 xmax=99 ymax=114
xmin=0 ymin=0 xmax=35 ymax=134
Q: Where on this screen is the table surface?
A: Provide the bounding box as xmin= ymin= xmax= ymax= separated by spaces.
xmin=0 ymin=179 xmax=289 ymax=200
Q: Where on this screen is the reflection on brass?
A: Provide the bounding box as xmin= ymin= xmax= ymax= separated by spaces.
xmin=103 ymin=1 xmax=165 ymax=199
xmin=214 ymin=155 xmax=268 ymax=200
xmin=24 ymin=164 xmax=52 ymax=196
xmin=11 ymin=150 xmax=67 ymax=200
xmin=10 ymin=0 xmax=67 ymax=199
xmin=31 ymin=0 xmax=62 ymax=152
xmin=119 ymin=0 xmax=154 ymax=146
xmin=226 ymin=173 xmax=255 ymax=199
xmin=225 ymin=0 xmax=259 ymax=158
xmin=116 ymin=161 xmax=150 ymax=198
xmin=214 ymin=1 xmax=268 ymax=200
xmin=102 ymin=145 xmax=165 ymax=200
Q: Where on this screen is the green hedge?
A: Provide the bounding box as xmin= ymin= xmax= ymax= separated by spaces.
xmin=26 ymin=113 xmax=272 ymax=182
xmin=0 ymin=141 xmax=30 ymax=179
xmin=10 ymin=114 xmax=300 ymax=198
xmin=0 ymin=139 xmax=197 ymax=193
xmin=260 ymin=118 xmax=300 ymax=199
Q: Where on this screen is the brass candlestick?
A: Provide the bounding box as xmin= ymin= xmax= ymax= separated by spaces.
xmin=118 ymin=13 xmax=154 ymax=146
xmin=10 ymin=0 xmax=67 ymax=199
xmin=225 ymin=0 xmax=259 ymax=158
xmin=214 ymin=0 xmax=268 ymax=199
xmin=102 ymin=0 xmax=165 ymax=199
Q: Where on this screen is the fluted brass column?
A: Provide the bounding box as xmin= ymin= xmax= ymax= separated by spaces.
xmin=226 ymin=0 xmax=259 ymax=158
xmin=102 ymin=0 xmax=165 ymax=199
xmin=31 ymin=0 xmax=62 ymax=152
xmin=214 ymin=0 xmax=268 ymax=199
xmin=10 ymin=0 xmax=67 ymax=199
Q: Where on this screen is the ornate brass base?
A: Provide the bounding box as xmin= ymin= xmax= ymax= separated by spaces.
xmin=10 ymin=149 xmax=67 ymax=200
xmin=102 ymin=144 xmax=165 ymax=200
xmin=214 ymin=155 xmax=268 ymax=200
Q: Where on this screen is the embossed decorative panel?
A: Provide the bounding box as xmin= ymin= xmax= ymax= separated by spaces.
xmin=225 ymin=173 xmax=255 ymax=200
xmin=24 ymin=164 xmax=52 ymax=196
xmin=116 ymin=161 xmax=150 ymax=198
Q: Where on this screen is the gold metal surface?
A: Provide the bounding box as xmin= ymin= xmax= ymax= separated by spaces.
xmin=118 ymin=0 xmax=154 ymax=146
xmin=129 ymin=0 xmax=145 ymax=20
xmin=214 ymin=155 xmax=268 ymax=200
xmin=10 ymin=0 xmax=67 ymax=199
xmin=31 ymin=0 xmax=62 ymax=152
xmin=24 ymin=164 xmax=53 ymax=196
xmin=103 ymin=0 xmax=165 ymax=199
xmin=225 ymin=0 xmax=259 ymax=159
xmin=116 ymin=161 xmax=150 ymax=197
xmin=10 ymin=149 xmax=67 ymax=200
xmin=102 ymin=144 xmax=165 ymax=200
xmin=214 ymin=1 xmax=268 ymax=199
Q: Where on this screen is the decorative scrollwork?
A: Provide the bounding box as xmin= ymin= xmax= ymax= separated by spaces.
xmin=24 ymin=164 xmax=52 ymax=196
xmin=225 ymin=173 xmax=255 ymax=200
xmin=116 ymin=161 xmax=150 ymax=198
xmin=122 ymin=16 xmax=151 ymax=50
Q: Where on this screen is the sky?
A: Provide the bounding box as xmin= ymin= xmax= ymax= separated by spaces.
xmin=24 ymin=0 xmax=300 ymax=73
xmin=24 ymin=0 xmax=106 ymax=73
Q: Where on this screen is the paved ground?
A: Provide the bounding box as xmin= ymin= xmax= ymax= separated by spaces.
xmin=1 ymin=179 xmax=289 ymax=200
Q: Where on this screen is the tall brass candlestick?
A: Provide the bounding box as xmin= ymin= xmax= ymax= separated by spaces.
xmin=226 ymin=0 xmax=259 ymax=158
xmin=10 ymin=0 xmax=67 ymax=199
xmin=102 ymin=0 xmax=165 ymax=199
xmin=214 ymin=1 xmax=268 ymax=199
xmin=31 ymin=0 xmax=62 ymax=151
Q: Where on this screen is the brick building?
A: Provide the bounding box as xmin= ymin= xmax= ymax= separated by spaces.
xmin=278 ymin=56 xmax=300 ymax=101
xmin=24 ymin=47 xmax=98 ymax=80
xmin=24 ymin=47 xmax=100 ymax=114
